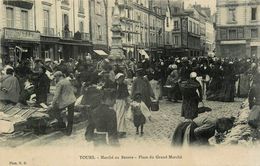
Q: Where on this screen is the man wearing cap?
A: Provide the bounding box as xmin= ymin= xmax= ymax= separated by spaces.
xmin=48 ymin=71 xmax=76 ymax=135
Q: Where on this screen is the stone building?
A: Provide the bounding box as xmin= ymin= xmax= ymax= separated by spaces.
xmin=108 ymin=0 xmax=165 ymax=61
xmin=89 ymin=0 xmax=109 ymax=57
xmin=216 ymin=0 xmax=260 ymax=58
xmin=164 ymin=1 xmax=207 ymax=57
xmin=0 ymin=0 xmax=92 ymax=65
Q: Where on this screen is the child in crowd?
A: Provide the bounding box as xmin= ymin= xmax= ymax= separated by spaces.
xmin=128 ymin=92 xmax=151 ymax=136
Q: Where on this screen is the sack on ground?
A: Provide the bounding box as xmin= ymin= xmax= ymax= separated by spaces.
xmin=248 ymin=105 xmax=260 ymax=129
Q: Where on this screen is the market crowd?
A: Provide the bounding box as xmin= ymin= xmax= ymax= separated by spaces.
xmin=0 ymin=53 xmax=260 ymax=146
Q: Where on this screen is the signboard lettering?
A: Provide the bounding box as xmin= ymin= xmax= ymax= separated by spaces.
xmin=4 ymin=28 xmax=40 ymax=42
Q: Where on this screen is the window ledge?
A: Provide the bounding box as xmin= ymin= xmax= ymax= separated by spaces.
xmin=227 ymin=21 xmax=237 ymax=24
xmin=250 ymin=20 xmax=258 ymax=23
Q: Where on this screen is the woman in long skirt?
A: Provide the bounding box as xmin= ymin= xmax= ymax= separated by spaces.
xmin=179 ymin=72 xmax=202 ymax=120
xmin=114 ymin=73 xmax=130 ymax=138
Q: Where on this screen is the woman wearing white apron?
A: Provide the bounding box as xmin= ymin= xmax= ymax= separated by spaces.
xmin=114 ymin=73 xmax=130 ymax=138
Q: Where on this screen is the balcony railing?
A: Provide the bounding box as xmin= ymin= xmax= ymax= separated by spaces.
xmin=43 ymin=27 xmax=54 ymax=36
xmin=62 ymin=30 xmax=73 ymax=39
xmin=118 ymin=0 xmax=133 ymax=8
xmin=81 ymin=32 xmax=90 ymax=41
xmin=3 ymin=0 xmax=33 ymax=9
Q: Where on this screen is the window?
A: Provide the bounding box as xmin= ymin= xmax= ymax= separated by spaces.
xmin=251 ymin=46 xmax=257 ymax=56
xmin=228 ymin=8 xmax=236 ymax=22
xmin=189 ymin=21 xmax=192 ymax=32
xmin=128 ymin=33 xmax=131 ymax=42
xmin=79 ymin=21 xmax=84 ymax=32
xmin=174 ymin=36 xmax=179 ymax=45
xmin=166 ymin=17 xmax=169 ymax=27
xmin=61 ymin=0 xmax=69 ymax=4
xmin=79 ymin=0 xmax=83 ymax=9
xmin=251 ymin=28 xmax=258 ymax=38
xmin=6 ymin=7 xmax=14 ymax=28
xmin=63 ymin=14 xmax=69 ymax=30
xmin=166 ymin=32 xmax=170 ymax=44
xmin=137 ymin=14 xmax=141 ymax=21
xmin=220 ymin=29 xmax=227 ymax=39
xmin=21 ymin=10 xmax=28 ymax=29
xmin=97 ymin=24 xmax=102 ymax=40
xmin=96 ymin=2 xmax=101 ymax=15
xmin=251 ymin=7 xmax=257 ymax=21
xmin=229 ymin=29 xmax=237 ymax=39
xmin=43 ymin=10 xmax=49 ymax=28
xmin=174 ymin=20 xmax=179 ymax=30
xmin=127 ymin=9 xmax=131 ymax=18
xmin=193 ymin=22 xmax=196 ymax=33
xmin=238 ymin=28 xmax=244 ymax=38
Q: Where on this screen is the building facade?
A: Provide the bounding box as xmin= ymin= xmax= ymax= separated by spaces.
xmin=216 ymin=0 xmax=260 ymax=58
xmin=108 ymin=0 xmax=164 ymax=61
xmin=0 ymin=0 xmax=39 ymax=64
xmin=0 ymin=0 xmax=92 ymax=65
xmin=164 ymin=3 xmax=202 ymax=57
xmin=89 ymin=0 xmax=109 ymax=56
xmin=163 ymin=1 xmax=215 ymax=58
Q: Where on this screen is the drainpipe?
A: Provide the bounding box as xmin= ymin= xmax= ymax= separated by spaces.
xmin=89 ymin=0 xmax=93 ymax=44
xmin=34 ymin=0 xmax=37 ymax=31
xmin=104 ymin=0 xmax=109 ymax=52
xmin=55 ymin=0 xmax=58 ymax=35
xmin=73 ymin=0 xmax=75 ymax=33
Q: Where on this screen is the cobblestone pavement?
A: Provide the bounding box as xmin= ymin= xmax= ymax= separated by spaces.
xmin=15 ymin=98 xmax=244 ymax=148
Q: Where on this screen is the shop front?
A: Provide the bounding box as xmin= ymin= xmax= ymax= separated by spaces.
xmin=40 ymin=36 xmax=59 ymax=61
xmin=2 ymin=28 xmax=40 ymax=65
xmin=58 ymin=39 xmax=92 ymax=61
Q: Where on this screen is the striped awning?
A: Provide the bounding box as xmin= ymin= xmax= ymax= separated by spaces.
xmin=138 ymin=49 xmax=149 ymax=59
xmin=94 ymin=50 xmax=108 ymax=56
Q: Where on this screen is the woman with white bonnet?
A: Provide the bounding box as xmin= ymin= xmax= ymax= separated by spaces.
xmin=179 ymin=72 xmax=203 ymax=120
xmin=114 ymin=73 xmax=130 ymax=138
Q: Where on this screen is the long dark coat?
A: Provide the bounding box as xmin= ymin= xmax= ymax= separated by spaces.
xmin=179 ymin=79 xmax=202 ymax=120
xmin=35 ymin=73 xmax=50 ymax=104
xmin=131 ymin=77 xmax=155 ymax=108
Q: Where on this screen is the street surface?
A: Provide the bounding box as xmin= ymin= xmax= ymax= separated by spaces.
xmin=0 ymin=98 xmax=244 ymax=148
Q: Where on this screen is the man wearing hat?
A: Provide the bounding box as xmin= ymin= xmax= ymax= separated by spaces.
xmin=44 ymin=58 xmax=53 ymax=73
xmin=34 ymin=58 xmax=43 ymax=73
xmin=48 ymin=71 xmax=76 ymax=135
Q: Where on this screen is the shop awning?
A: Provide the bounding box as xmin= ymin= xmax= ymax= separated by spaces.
xmin=138 ymin=49 xmax=149 ymax=59
xmin=94 ymin=50 xmax=108 ymax=56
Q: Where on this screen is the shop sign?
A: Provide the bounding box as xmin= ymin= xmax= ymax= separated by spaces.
xmin=4 ymin=28 xmax=40 ymax=42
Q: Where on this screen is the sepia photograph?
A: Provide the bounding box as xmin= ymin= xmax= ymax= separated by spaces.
xmin=0 ymin=0 xmax=260 ymax=165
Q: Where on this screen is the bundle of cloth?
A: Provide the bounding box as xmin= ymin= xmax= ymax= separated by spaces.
xmin=209 ymin=100 xmax=255 ymax=146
